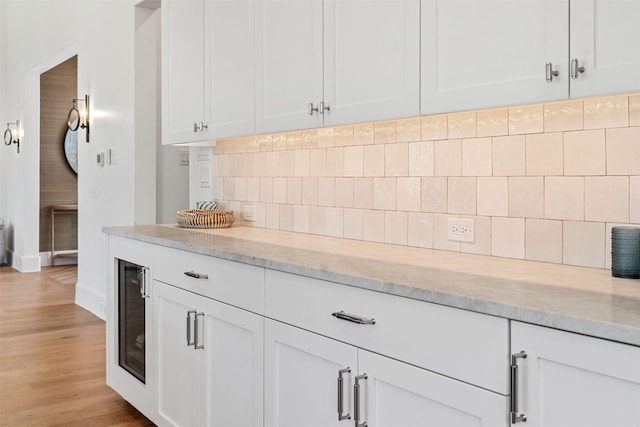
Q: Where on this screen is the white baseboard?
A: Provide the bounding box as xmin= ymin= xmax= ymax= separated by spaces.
xmin=11 ymin=252 xmax=41 ymax=272
xmin=75 ymin=280 xmax=106 ymax=321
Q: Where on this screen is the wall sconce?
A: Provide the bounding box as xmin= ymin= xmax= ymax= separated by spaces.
xmin=67 ymin=94 xmax=90 ymax=143
xmin=3 ymin=120 xmax=21 ymax=154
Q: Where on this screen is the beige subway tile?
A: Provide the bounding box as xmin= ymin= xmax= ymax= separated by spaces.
xmin=374 ymin=121 xmax=397 ymax=144
xmin=250 ymin=203 xmax=267 ymax=228
xmin=212 ymin=178 xmax=224 ymax=201
xmin=397 ymin=117 xmax=422 ymax=142
xmin=630 ymin=94 xmax=640 ymax=126
xmin=317 ymin=177 xmax=335 ymax=207
xmin=325 ymin=207 xmax=344 ymax=238
xmin=272 ymin=133 xmax=287 ymax=151
xmin=631 ymin=176 xmax=640 ymax=223
xmin=246 ymin=177 xmax=260 ymax=202
xmin=385 ymin=143 xmax=409 ymax=176
xmin=254 ymin=152 xmax=268 ymax=178
xmin=563 ymin=221 xmax=605 ymax=268
xmin=462 ymin=138 xmax=492 ymax=176
xmin=606 ymin=127 xmax=640 ymax=175
xmin=223 ymin=177 xmax=235 ymax=201
xmin=293 ymin=205 xmax=310 ymax=233
xmin=584 ymin=95 xmax=629 ymax=129
xmin=286 ymin=177 xmax=302 ymax=204
xmin=434 ymin=139 xmax=462 ymax=176
xmin=363 ymin=145 xmax=385 ymax=177
xmin=354 ymin=123 xmax=374 ymax=145
xmin=545 ymin=177 xmax=584 ymax=221
xmin=214 ymin=140 xmax=226 ymax=154
xmin=585 ymin=176 xmax=629 ymax=222
xmin=491 ymin=217 xmax=525 ymax=259
xmin=301 ymin=129 xmax=318 ymax=149
xmin=407 ymin=212 xmax=434 ymax=248
xmin=433 ymin=213 xmax=461 ymax=252
xmin=493 ymin=135 xmax=525 ymax=176
xmin=318 ymin=127 xmax=335 ymax=148
xmin=525 ymin=219 xmax=563 ymax=264
xmin=509 ymin=177 xmax=544 ymax=218
xmin=294 ymin=149 xmax=310 ymax=177
xmin=280 ymin=151 xmax=295 ymax=176
xmin=344 ymin=146 xmax=364 ymax=177
xmin=335 ymin=178 xmax=354 ymax=208
xmin=326 ymin=147 xmax=345 ymax=177
xmin=422 ymin=114 xmax=448 ymax=141
xmin=397 ymin=177 xmax=421 ymax=212
xmin=309 ymin=148 xmax=326 ymax=177
xmin=409 ymin=141 xmax=434 ymax=177
xmin=218 ymin=154 xmax=231 ymax=177
xmin=279 ymin=204 xmax=294 ymax=231
xmin=354 ymin=178 xmax=374 ymax=209
xmin=272 ymin=177 xmax=287 ymax=203
xmin=334 ymin=126 xmax=354 ymax=146
xmin=344 ymin=208 xmax=363 ymax=240
xmin=563 ymin=130 xmax=606 ymax=176
xmin=374 ymin=177 xmax=397 ymax=210
xmin=448 ymin=177 xmax=476 ymax=215
xmin=258 ymin=134 xmax=273 ymax=152
xmin=265 ymin=204 xmax=280 ymax=229
xmin=421 ymin=177 xmax=448 ymax=213
xmin=526 ymin=133 xmax=563 ymax=176
xmin=245 ymin=136 xmax=259 ymax=153
xmin=448 ymin=111 xmax=476 ymax=139
xmin=286 ymin=131 xmax=302 ymax=150
xmin=309 ymin=206 xmax=326 ymax=235
xmin=544 ymin=100 xmax=584 ymax=132
xmin=266 ymin=152 xmax=280 ymax=177
xmin=477 ymin=177 xmax=508 ymax=216
xmin=385 ymin=211 xmax=408 ymax=245
xmin=509 ymin=104 xmax=544 ymax=135
xmin=301 ymin=177 xmax=318 ymax=206
xmin=363 ymin=210 xmax=385 ymax=243
xmin=477 ymin=108 xmax=508 ymax=137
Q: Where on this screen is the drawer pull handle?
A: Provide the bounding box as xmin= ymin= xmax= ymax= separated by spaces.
xmin=510 ymin=351 xmax=527 ymax=423
xmin=337 ymin=368 xmax=351 ymax=421
xmin=332 ymin=311 xmax=375 ymax=325
xmin=354 ymin=374 xmax=368 ymax=427
xmin=184 ymin=271 xmax=208 ymax=279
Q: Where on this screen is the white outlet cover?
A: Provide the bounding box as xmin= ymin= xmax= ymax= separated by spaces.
xmin=447 ymin=218 xmax=475 ymax=243
xmin=244 ymin=205 xmax=256 ymax=222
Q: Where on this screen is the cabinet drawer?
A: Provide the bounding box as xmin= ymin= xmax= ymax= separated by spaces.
xmin=265 ymin=269 xmax=509 ymax=394
xmin=153 ymin=246 xmax=264 ymax=314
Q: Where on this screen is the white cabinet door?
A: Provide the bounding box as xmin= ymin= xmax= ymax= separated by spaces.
xmin=323 ymin=0 xmax=420 ymax=126
xmin=421 ymin=0 xmax=568 ymax=114
xmin=264 ymin=320 xmax=358 ymax=427
xmin=161 ymin=0 xmax=208 ymax=144
xmin=570 ymin=0 xmax=640 ymax=97
xmin=511 ymin=321 xmax=640 ymax=427
xmin=255 ymin=0 xmax=323 ymax=133
xmin=359 ymin=350 xmax=508 ymax=427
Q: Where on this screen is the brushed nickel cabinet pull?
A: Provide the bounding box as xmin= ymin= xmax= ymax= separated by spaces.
xmin=571 ymin=58 xmax=585 ymax=79
xmin=308 ymin=102 xmax=319 ymax=115
xmin=332 ymin=311 xmax=375 ymax=325
xmin=510 ymin=351 xmax=527 ymax=423
xmin=186 ymin=309 xmax=197 ymax=347
xmin=194 ymin=312 xmax=205 ymax=350
xmin=354 ymin=374 xmax=368 ymax=427
xmin=338 ymin=368 xmax=351 ymax=421
xmin=184 ymin=271 xmax=208 ymax=279
xmin=545 ymin=62 xmax=559 ymax=82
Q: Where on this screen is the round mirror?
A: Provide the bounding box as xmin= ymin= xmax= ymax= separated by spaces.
xmin=3 ymin=128 xmax=13 ymax=146
xmin=67 ymin=107 xmax=80 ymax=131
xmin=63 ymin=128 xmax=78 ymax=175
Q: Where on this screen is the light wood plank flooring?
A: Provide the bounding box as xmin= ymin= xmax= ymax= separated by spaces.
xmin=0 ymin=265 xmax=154 ymax=426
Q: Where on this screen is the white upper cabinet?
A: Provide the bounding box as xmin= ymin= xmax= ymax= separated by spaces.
xmin=569 ymin=0 xmax=640 ymax=98
xmin=421 ymin=0 xmax=568 ymax=114
xmin=162 ymin=0 xmax=255 ymax=144
xmin=255 ymin=0 xmax=420 ymax=134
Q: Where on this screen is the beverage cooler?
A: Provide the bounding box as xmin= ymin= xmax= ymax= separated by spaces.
xmin=118 ymin=259 xmax=148 ymax=383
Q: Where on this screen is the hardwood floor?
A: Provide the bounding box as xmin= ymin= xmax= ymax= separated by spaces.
xmin=0 ymin=265 xmax=154 ymax=426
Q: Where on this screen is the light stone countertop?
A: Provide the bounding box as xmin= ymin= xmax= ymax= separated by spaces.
xmin=104 ymin=224 xmax=640 ymax=347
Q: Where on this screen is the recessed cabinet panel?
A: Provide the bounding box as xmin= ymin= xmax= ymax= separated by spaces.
xmin=421 ymin=0 xmax=568 ymax=114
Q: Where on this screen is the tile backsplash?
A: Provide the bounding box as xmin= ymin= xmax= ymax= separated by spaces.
xmin=210 ymin=93 xmax=640 ymax=270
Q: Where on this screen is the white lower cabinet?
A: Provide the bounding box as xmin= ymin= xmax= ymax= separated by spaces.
xmin=265 ymin=319 xmax=508 ymax=427
xmin=154 ymin=280 xmax=263 ymax=427
xmin=510 ymin=321 xmax=640 ymax=427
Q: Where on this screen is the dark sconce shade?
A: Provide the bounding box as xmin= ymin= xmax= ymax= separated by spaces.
xmin=3 ymin=120 xmax=21 ymax=154
xmin=67 ymin=94 xmax=90 ymax=143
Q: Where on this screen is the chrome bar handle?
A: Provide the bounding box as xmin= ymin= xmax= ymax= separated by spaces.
xmin=308 ymin=102 xmax=319 ymax=115
xmin=194 ymin=312 xmax=205 ymax=350
xmin=545 ymin=62 xmax=559 ymax=82
xmin=184 ymin=271 xmax=208 ymax=279
xmin=139 ymin=266 xmax=150 ymax=298
xmin=186 ymin=310 xmax=197 ymax=347
xmin=332 ymin=311 xmax=375 ymax=325
xmin=354 ymin=374 xmax=368 ymax=427
xmin=570 ymin=58 xmax=585 ymax=79
xmin=338 ymin=368 xmax=351 ymax=421
xmin=319 ymin=101 xmax=331 ymax=114
xmin=510 ymin=351 xmax=527 ymax=423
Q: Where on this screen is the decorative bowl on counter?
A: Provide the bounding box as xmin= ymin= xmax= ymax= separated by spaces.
xmin=176 ymin=209 xmax=235 ymax=229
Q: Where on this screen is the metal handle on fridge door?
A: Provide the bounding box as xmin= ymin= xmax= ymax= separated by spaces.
xmin=570 ymin=58 xmax=585 ymax=79
xmin=138 ymin=266 xmax=150 ymax=298
xmin=194 ymin=312 xmax=205 ymax=350
xmin=186 ymin=310 xmax=197 ymax=347
xmin=338 ymin=368 xmax=351 ymax=421
xmin=545 ymin=62 xmax=559 ymax=82
xmin=332 ymin=311 xmax=375 ymax=325
xmin=510 ymin=351 xmax=527 ymax=423
xmin=354 ymin=374 xmax=368 ymax=427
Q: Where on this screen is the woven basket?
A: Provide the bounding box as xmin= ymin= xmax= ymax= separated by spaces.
xmin=176 ymin=209 xmax=235 ymax=229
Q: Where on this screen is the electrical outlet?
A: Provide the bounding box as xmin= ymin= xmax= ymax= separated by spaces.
xmin=447 ymin=218 xmax=475 ymax=243
xmin=200 ymin=167 xmax=210 ymax=188
xmin=244 ymin=205 xmax=256 ymax=222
